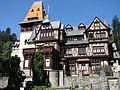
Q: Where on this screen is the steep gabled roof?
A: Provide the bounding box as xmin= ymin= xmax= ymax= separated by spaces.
xmin=28 ymin=20 xmax=64 ymax=43
xmin=66 ymin=24 xmax=73 ymax=29
xmin=50 ymin=21 xmax=61 ymax=29
xmin=23 ymin=1 xmax=45 ymax=22
xmin=86 ymin=17 xmax=110 ymax=31
xmin=78 ymin=23 xmax=86 ymax=28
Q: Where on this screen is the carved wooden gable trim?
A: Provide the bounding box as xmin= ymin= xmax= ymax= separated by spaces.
xmin=88 ymin=17 xmax=109 ymax=30
xmin=34 ymin=23 xmax=54 ymax=41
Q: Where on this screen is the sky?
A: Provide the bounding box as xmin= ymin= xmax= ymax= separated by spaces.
xmin=0 ymin=0 xmax=120 ymax=39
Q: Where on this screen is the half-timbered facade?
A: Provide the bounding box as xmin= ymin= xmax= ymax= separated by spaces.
xmin=11 ymin=1 xmax=120 ymax=86
xmin=17 ymin=1 xmax=65 ymax=84
xmin=63 ymin=17 xmax=113 ymax=76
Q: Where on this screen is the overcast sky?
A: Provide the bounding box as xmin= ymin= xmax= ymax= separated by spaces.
xmin=0 ymin=0 xmax=120 ymax=39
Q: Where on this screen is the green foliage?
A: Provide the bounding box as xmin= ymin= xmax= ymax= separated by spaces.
xmin=103 ymin=66 xmax=113 ymax=76
xmin=112 ymin=15 xmax=120 ymax=53
xmin=0 ymin=28 xmax=24 ymax=88
xmin=8 ymin=55 xmax=25 ymax=88
xmin=0 ymin=28 xmax=17 ymax=73
xmin=32 ymin=52 xmax=48 ymax=86
xmin=0 ymin=28 xmax=17 ymax=42
xmin=32 ymin=86 xmax=57 ymax=90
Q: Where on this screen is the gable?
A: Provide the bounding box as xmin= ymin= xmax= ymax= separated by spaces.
xmin=87 ymin=17 xmax=109 ymax=30
xmin=78 ymin=23 xmax=85 ymax=27
xmin=66 ymin=24 xmax=73 ymax=29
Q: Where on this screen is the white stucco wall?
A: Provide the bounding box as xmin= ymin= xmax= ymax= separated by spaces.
xmin=19 ymin=31 xmax=35 ymax=71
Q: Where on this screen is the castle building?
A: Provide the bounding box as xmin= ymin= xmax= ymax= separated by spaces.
xmin=63 ymin=18 xmax=113 ymax=76
xmin=11 ymin=1 xmax=120 ymax=86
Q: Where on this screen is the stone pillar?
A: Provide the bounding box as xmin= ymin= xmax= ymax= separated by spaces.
xmin=59 ymin=70 xmax=64 ymax=86
xmin=100 ymin=70 xmax=105 ymax=77
xmin=49 ymin=70 xmax=59 ymax=87
xmin=78 ymin=71 xmax=83 ymax=78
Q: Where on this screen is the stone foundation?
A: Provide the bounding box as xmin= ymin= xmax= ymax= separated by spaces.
xmin=49 ymin=70 xmax=120 ymax=90
xmin=64 ymin=76 xmax=108 ymax=89
xmin=0 ymin=77 xmax=8 ymax=89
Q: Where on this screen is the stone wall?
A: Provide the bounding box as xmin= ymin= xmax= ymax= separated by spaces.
xmin=108 ymin=78 xmax=119 ymax=90
xmin=49 ymin=70 xmax=59 ymax=87
xmin=0 ymin=77 xmax=8 ymax=89
xmin=64 ymin=76 xmax=108 ymax=89
xmin=49 ymin=70 xmax=120 ymax=90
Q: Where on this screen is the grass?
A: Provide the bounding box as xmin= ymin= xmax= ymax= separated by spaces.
xmin=78 ymin=89 xmax=108 ymax=90
xmin=32 ymin=86 xmax=57 ymax=90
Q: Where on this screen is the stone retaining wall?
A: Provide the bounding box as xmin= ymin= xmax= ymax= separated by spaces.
xmin=64 ymin=76 xmax=108 ymax=89
xmin=0 ymin=77 xmax=8 ymax=89
xmin=49 ymin=70 xmax=120 ymax=90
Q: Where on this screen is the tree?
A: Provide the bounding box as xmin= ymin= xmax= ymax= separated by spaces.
xmin=6 ymin=28 xmax=11 ymax=36
xmin=112 ymin=15 xmax=120 ymax=53
xmin=8 ymin=55 xmax=25 ymax=89
xmin=32 ymin=52 xmax=48 ymax=86
xmin=0 ymin=28 xmax=17 ymax=74
xmin=11 ymin=33 xmax=17 ymax=42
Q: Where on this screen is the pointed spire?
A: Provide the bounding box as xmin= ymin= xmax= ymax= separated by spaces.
xmin=103 ymin=18 xmax=108 ymax=26
xmin=42 ymin=14 xmax=50 ymax=23
xmin=23 ymin=1 xmax=45 ymax=22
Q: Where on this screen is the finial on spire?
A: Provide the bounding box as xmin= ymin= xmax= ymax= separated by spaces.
xmin=104 ymin=18 xmax=108 ymax=26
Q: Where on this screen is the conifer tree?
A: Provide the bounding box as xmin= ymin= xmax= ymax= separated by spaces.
xmin=32 ymin=52 xmax=48 ymax=86
xmin=112 ymin=15 xmax=120 ymax=53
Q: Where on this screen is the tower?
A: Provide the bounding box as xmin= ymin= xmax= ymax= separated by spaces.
xmin=18 ymin=1 xmax=65 ymax=87
xmin=24 ymin=1 xmax=45 ymax=22
xmin=18 ymin=1 xmax=46 ymax=86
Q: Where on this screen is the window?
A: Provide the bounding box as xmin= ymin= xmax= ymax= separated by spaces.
xmin=93 ymin=46 xmax=105 ymax=54
xmin=69 ymin=60 xmax=76 ymax=75
xmin=31 ymin=9 xmax=34 ymax=12
xmin=41 ymin=24 xmax=51 ymax=30
xmin=96 ymin=33 xmax=101 ymax=38
xmin=78 ymin=47 xmax=86 ymax=54
xmin=37 ymin=8 xmax=40 ymax=11
xmin=101 ymin=32 xmax=106 ymax=38
xmin=24 ymin=39 xmax=27 ymax=45
xmin=66 ymin=24 xmax=73 ymax=31
xmin=28 ymin=17 xmax=38 ymax=21
xmin=89 ymin=33 xmax=94 ymax=38
xmin=78 ymin=23 xmax=86 ymax=30
xmin=101 ymin=46 xmax=105 ymax=53
xmin=25 ymin=60 xmax=29 ymax=68
xmin=66 ymin=48 xmax=72 ymax=55
xmin=41 ymin=33 xmax=43 ymax=37
xmin=46 ymin=59 xmax=50 ymax=67
xmin=49 ymin=31 xmax=52 ymax=36
xmin=96 ymin=32 xmax=106 ymax=38
xmin=67 ymin=36 xmax=84 ymax=41
xmin=94 ymin=22 xmax=100 ymax=29
xmin=66 ymin=28 xmax=73 ymax=31
xmin=77 ymin=35 xmax=84 ymax=40
xmin=78 ymin=26 xmax=86 ymax=30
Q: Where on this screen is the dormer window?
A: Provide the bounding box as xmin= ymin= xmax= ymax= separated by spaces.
xmin=66 ymin=24 xmax=73 ymax=31
xmin=41 ymin=24 xmax=52 ymax=30
xmin=37 ymin=8 xmax=40 ymax=11
xmin=31 ymin=9 xmax=34 ymax=12
xmin=78 ymin=23 xmax=86 ymax=30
